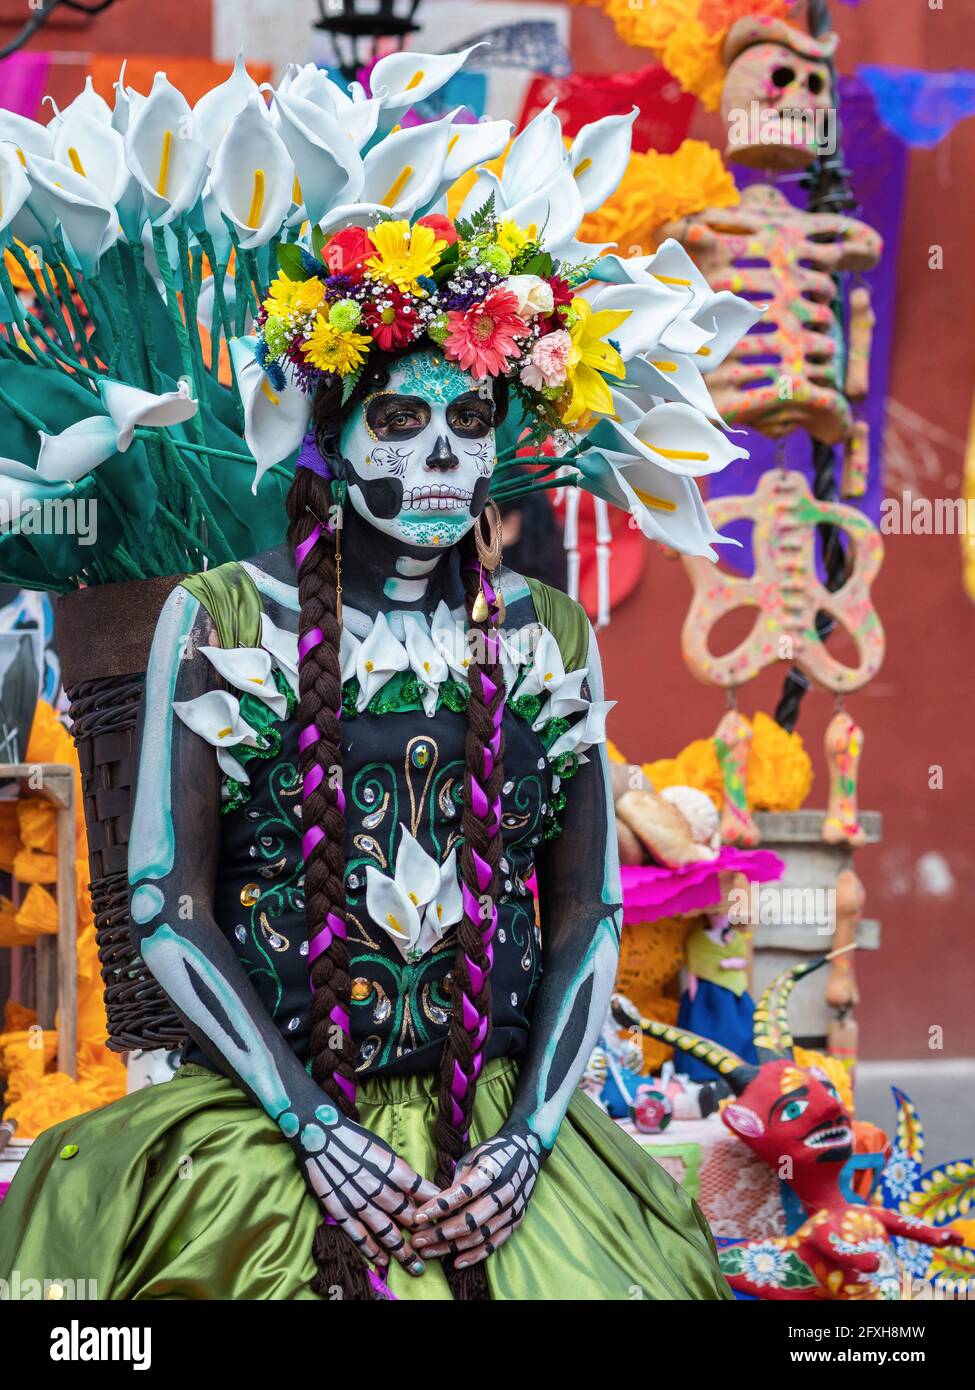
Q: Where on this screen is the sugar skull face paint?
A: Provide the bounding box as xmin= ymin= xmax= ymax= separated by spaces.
xmin=339 ymin=351 xmax=498 ymax=550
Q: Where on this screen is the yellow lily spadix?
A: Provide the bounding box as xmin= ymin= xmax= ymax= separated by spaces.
xmin=563 ymin=298 xmax=629 ymax=425
xmin=247 ymin=170 xmax=266 ymax=230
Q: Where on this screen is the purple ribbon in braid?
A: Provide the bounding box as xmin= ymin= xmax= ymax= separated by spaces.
xmin=450 ymin=565 xmax=506 ymax=1131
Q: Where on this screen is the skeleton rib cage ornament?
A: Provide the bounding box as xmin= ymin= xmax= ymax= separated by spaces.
xmin=660 ymin=186 xmax=882 ymax=446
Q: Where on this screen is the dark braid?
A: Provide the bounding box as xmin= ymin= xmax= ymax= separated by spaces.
xmin=287 ymin=464 xmax=374 ymax=1301
xmin=295 ymin=350 xmax=509 ymax=1302
xmin=433 ymin=541 xmax=506 ymax=1301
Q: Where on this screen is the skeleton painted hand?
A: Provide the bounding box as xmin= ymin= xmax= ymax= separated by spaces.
xmin=411 ymin=1124 xmax=545 ymax=1269
xmin=298 ymin=1112 xmax=440 ymax=1276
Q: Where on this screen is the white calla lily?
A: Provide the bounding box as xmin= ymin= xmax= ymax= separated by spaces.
xmin=98 ymin=377 xmax=198 ymax=451
xmin=365 ymin=826 xmax=460 ymax=961
xmin=271 ymin=90 xmax=364 ymax=227
xmin=625 ymin=403 xmax=748 ymax=477
xmin=172 ymin=688 xmax=262 ymax=785
xmin=569 ymin=109 xmax=638 ymax=214
xmin=22 ymin=153 xmax=118 ymax=276
xmin=35 ymin=417 xmax=119 ymax=483
xmin=534 ymin=668 xmax=590 ymax=730
xmin=0 ymin=143 xmax=31 ymax=245
xmin=454 ymin=168 xmax=504 ymax=226
xmin=125 ymin=73 xmax=209 ymax=225
xmin=228 ymin=337 xmax=310 ymax=493
xmin=111 ymin=66 xmax=144 ymax=136
xmin=355 ymin=610 xmax=409 ymax=709
xmin=0 ymin=462 xmax=76 ymax=525
xmin=517 ymin=628 xmax=566 ymax=701
xmin=359 ymin=118 xmax=451 ymax=216
xmin=193 ymin=50 xmax=260 ymax=160
xmin=211 ymin=95 xmax=293 ymax=249
xmin=53 ymin=109 xmax=130 ymax=207
xmin=548 ymin=700 xmax=614 ymax=760
xmin=284 ymin=67 xmax=382 ymax=150
xmin=679 ymin=291 xmax=765 ymax=373
xmin=260 ymin=613 xmax=299 ymax=695
xmin=369 ymin=46 xmax=482 ymax=129
xmin=618 ymin=351 xmax=725 ymax=423
xmin=403 ymin=613 xmax=448 ymax=717
xmin=340 ymin=626 xmax=361 ymax=685
xmin=499 ymin=626 xmax=532 ymax=696
xmin=199 ymin=644 xmax=288 ymax=717
xmin=431 ymin=601 xmax=473 ymax=683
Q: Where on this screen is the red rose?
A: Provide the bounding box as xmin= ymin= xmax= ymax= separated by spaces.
xmin=417 ymin=214 xmax=459 ymax=247
xmin=323 ymin=226 xmax=373 ymax=281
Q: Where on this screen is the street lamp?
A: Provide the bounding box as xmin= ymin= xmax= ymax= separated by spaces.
xmin=313 ymin=0 xmax=423 ymax=82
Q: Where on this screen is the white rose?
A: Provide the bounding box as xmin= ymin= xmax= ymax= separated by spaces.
xmin=506 ymin=273 xmax=555 ymax=320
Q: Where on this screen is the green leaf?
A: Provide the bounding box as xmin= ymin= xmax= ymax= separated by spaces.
xmin=455 ymin=190 xmax=497 ymax=242
xmin=519 ymin=251 xmax=554 ymax=278
xmin=311 ymin=225 xmax=326 ymax=261
xmin=276 ymin=242 xmax=311 ymax=281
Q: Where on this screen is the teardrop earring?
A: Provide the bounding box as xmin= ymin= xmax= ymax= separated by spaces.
xmin=472 ymin=500 xmax=504 ymax=625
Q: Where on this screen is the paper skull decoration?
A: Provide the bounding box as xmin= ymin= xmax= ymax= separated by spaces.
xmin=721 ymin=16 xmax=837 ymax=170
xmin=659 ymin=185 xmax=882 ymax=445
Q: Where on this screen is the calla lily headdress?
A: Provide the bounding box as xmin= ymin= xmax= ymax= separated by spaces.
xmin=0 ymin=46 xmax=761 ymax=597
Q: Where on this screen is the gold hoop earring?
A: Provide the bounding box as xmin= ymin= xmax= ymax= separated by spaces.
xmin=473 ymin=500 xmax=503 ymax=573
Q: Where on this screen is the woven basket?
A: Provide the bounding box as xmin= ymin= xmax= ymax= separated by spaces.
xmin=57 ymin=576 xmax=187 ymax=1053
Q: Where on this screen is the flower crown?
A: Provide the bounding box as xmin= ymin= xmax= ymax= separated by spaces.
xmin=256 ymin=196 xmax=627 ymax=429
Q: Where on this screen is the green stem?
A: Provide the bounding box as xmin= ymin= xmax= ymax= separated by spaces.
xmin=194 ymin=230 xmax=244 ymax=427
xmin=174 ymin=223 xmax=210 ymax=414
xmin=150 ymin=225 xmax=205 ymax=445
xmin=132 ymin=429 xmax=253 ymax=464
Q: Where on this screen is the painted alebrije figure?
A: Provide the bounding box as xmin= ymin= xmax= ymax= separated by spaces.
xmin=0 ymin=50 xmax=766 ymax=1302
xmin=677 ymin=907 xmax=757 ymax=1082
xmin=616 ymin=959 xmax=964 ymax=1300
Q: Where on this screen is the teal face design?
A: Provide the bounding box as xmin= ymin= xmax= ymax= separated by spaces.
xmin=339 ymin=351 xmax=497 ymax=551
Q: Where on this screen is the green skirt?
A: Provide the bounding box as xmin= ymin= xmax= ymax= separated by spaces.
xmin=0 ymin=1060 xmax=730 ymax=1301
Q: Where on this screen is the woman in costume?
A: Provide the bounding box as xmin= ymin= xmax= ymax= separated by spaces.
xmin=0 ymin=51 xmax=758 ymax=1301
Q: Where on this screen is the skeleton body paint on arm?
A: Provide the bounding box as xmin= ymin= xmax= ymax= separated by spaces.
xmin=128 ymin=586 xmax=436 ymax=1275
xmin=414 ymin=623 xmax=622 ymax=1266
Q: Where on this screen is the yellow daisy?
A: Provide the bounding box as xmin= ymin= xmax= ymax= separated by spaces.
xmin=301 ymin=314 xmax=372 ymax=376
xmin=262 ymin=272 xmax=326 ymax=318
xmin=562 ymin=297 xmax=629 ymax=426
xmin=366 ymin=219 xmax=447 ymax=294
xmin=497 ymin=219 xmax=529 ymax=258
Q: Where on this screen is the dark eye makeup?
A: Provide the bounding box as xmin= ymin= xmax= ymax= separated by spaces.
xmin=446 ymin=392 xmax=495 ymax=438
xmin=366 ymin=394 xmax=431 ymax=439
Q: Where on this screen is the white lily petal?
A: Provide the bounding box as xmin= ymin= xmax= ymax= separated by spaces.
xmin=271 ymin=91 xmax=364 ymax=227
xmin=419 ymin=848 xmax=463 ymax=954
xmin=193 ymin=50 xmax=260 ymax=160
xmin=403 ymin=613 xmax=447 ymax=717
xmin=370 ymin=46 xmax=483 ymax=129
xmin=0 ymin=112 xmax=52 ymax=161
xmin=548 ymin=700 xmax=614 ymax=759
xmin=431 ymin=117 xmax=512 ymax=204
xmin=36 ymin=417 xmax=118 ymax=484
xmin=688 ymin=292 xmax=765 ymax=373
xmin=455 ymin=168 xmax=505 ymax=227
xmin=355 ymin=610 xmax=409 ymax=709
xmin=569 ymin=108 xmax=637 ymax=214
xmin=125 ymin=72 xmax=209 ymax=225
xmin=624 ymin=352 xmax=725 ymax=423
xmin=505 ymin=167 xmax=583 ymax=252
xmin=52 ymin=108 xmax=129 ymax=206
xmin=534 ymin=667 xmax=590 ymax=729
xmin=260 ymin=612 xmax=299 ymax=695
xmin=216 ymin=746 xmax=250 ymax=787
xmin=229 ymin=337 xmax=310 ymax=492
xmin=212 ymin=95 xmax=293 ymax=249
xmin=60 ymin=76 xmax=112 ymax=127
xmin=502 ymin=101 xmax=565 ymax=203
xmin=360 ymin=119 xmax=451 ymax=216
xmin=393 ymin=824 xmax=442 ymax=910
xmin=630 ymin=403 xmax=749 ymax=477
xmin=0 ymin=143 xmax=31 ymax=244
xmin=98 ymin=378 xmax=198 ymax=452
xmin=172 ymin=689 xmax=260 ymax=749
xmin=517 ymin=628 xmax=565 ymax=700
xmin=23 ymin=152 xmax=117 ymax=276
xmin=588 ymin=280 xmax=691 ymax=361
xmin=365 ymin=865 xmax=422 ymax=959
xmin=199 ymin=644 xmax=287 ymax=717
xmin=431 ymin=601 xmax=472 ymax=682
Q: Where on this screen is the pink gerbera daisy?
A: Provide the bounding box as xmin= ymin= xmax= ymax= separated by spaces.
xmin=444 ymin=289 xmax=527 ymax=378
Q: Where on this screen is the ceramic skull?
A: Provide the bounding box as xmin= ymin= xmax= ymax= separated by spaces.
xmin=721 ymin=17 xmax=837 ymax=170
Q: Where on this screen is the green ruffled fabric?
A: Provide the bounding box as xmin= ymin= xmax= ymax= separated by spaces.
xmin=0 ymin=1062 xmax=731 ymax=1301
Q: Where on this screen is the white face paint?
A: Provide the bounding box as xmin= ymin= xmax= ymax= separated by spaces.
xmin=339 ymin=350 xmax=498 ymax=551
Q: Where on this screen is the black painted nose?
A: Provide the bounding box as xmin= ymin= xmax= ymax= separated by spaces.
xmin=426 ymin=435 xmax=459 ymax=471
